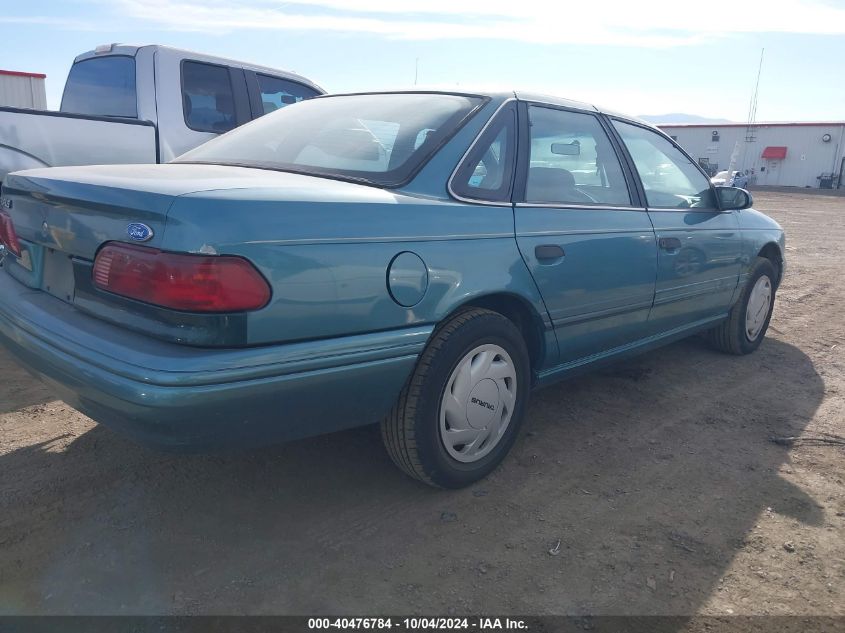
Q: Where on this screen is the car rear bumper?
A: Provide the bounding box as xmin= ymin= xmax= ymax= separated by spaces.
xmin=0 ymin=268 xmax=429 ymax=449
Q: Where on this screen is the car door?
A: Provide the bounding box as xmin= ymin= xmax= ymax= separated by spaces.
xmin=611 ymin=120 xmax=741 ymax=333
xmin=513 ymin=104 xmax=657 ymax=365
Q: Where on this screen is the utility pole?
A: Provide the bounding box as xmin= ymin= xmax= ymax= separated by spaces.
xmin=742 ymin=48 xmax=764 ymax=173
xmin=414 ymin=58 xmax=419 ymax=86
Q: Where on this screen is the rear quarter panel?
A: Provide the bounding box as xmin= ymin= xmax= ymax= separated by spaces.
xmin=164 ymin=189 xmax=556 ymax=367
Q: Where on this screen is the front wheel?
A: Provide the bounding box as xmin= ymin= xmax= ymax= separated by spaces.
xmin=381 ymin=308 xmax=531 ymax=488
xmin=706 ymin=256 xmax=777 ymax=355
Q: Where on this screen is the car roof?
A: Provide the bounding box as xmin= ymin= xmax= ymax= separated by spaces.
xmin=320 ymin=87 xmax=656 ymax=129
xmin=513 ymin=90 xmax=656 ymax=128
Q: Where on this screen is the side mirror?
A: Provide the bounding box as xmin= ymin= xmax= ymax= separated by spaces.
xmin=716 ymin=186 xmax=753 ymax=211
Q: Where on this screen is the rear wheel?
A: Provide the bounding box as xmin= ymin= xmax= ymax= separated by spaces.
xmin=706 ymin=257 xmax=777 ymax=355
xmin=381 ymin=308 xmax=531 ymax=488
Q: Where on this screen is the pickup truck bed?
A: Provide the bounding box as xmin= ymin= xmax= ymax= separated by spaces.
xmin=0 ymin=107 xmax=157 ymax=175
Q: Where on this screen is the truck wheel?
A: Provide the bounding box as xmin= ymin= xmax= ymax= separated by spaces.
xmin=381 ymin=307 xmax=531 ymax=488
xmin=706 ymin=257 xmax=777 ymax=355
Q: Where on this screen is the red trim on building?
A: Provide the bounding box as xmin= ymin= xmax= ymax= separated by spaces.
xmin=0 ymin=69 xmax=47 ymax=79
xmin=761 ymin=146 xmax=788 ymax=160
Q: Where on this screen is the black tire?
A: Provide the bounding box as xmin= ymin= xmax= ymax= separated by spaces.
xmin=706 ymin=257 xmax=777 ymax=355
xmin=381 ymin=307 xmax=531 ymax=488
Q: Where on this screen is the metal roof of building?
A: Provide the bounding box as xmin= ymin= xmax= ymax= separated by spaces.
xmin=659 ymin=121 xmax=845 ymax=128
xmin=0 ymin=70 xmax=46 ymax=79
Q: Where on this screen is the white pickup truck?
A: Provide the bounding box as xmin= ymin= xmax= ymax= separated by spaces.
xmin=0 ymin=44 xmax=324 ymax=183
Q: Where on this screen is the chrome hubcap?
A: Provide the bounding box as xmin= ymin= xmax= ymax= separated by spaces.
xmin=745 ymin=275 xmax=772 ymax=341
xmin=439 ymin=344 xmax=517 ymax=463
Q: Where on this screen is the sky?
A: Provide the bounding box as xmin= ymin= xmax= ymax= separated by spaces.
xmin=2 ymin=0 xmax=844 ymax=122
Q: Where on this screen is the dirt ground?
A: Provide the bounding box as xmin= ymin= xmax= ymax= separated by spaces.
xmin=0 ymin=190 xmax=843 ymax=616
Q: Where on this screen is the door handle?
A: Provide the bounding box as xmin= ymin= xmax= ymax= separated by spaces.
xmin=658 ymin=237 xmax=682 ymax=251
xmin=535 ymin=244 xmax=565 ymax=261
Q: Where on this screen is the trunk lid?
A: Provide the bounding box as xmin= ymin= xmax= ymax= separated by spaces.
xmin=0 ymin=163 xmax=318 ymax=301
xmin=0 ymin=163 xmax=398 ymax=344
xmin=3 ymin=166 xmax=176 ymax=302
xmin=3 ymin=163 xmax=310 ymax=257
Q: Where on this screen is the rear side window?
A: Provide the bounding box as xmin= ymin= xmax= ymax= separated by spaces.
xmin=451 ymin=104 xmax=516 ymax=202
xmin=525 ymin=106 xmax=631 ymax=206
xmin=256 ymin=74 xmax=319 ymax=114
xmin=61 ymin=56 xmax=137 ymax=118
xmin=182 ymin=61 xmax=236 ymax=133
xmin=613 ymin=120 xmax=717 ymax=209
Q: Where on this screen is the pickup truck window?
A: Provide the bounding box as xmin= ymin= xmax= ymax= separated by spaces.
xmin=256 ymin=74 xmax=319 ymax=114
xmin=182 ymin=61 xmax=237 ymax=133
xmin=60 ymin=56 xmax=137 ymax=118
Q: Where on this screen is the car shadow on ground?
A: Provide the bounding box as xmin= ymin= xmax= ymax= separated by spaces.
xmin=0 ymin=335 xmax=825 ymax=616
xmin=0 ymin=348 xmax=54 ymax=414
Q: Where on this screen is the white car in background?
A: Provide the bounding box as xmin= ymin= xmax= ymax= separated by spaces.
xmin=711 ymin=170 xmax=748 ymax=188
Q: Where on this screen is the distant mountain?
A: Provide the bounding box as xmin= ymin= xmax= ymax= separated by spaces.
xmin=638 ymin=113 xmax=735 ymax=125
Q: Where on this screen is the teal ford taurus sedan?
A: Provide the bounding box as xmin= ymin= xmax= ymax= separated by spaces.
xmin=0 ymin=91 xmax=784 ymax=488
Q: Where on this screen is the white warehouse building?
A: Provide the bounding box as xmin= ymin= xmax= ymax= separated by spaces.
xmin=659 ymin=122 xmax=845 ymax=190
xmin=0 ymin=69 xmax=47 ymax=110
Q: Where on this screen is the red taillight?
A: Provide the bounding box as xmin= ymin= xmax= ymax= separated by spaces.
xmin=92 ymin=242 xmax=271 ymax=313
xmin=0 ymin=211 xmax=22 ymax=257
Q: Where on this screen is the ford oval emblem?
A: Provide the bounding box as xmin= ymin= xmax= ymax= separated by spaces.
xmin=127 ymin=223 xmax=154 ymax=242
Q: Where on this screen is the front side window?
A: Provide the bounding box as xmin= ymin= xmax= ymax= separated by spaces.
xmin=525 ymin=106 xmax=631 ymax=206
xmin=613 ymin=121 xmax=717 ymax=209
xmin=61 ymin=56 xmax=137 ymax=118
xmin=182 ymin=61 xmax=236 ymax=133
xmin=256 ymin=74 xmax=319 ymax=114
xmin=176 ymin=93 xmax=484 ymax=187
xmin=451 ymin=104 xmax=516 ymax=202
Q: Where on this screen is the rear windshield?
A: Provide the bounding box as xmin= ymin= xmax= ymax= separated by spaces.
xmin=175 ymin=93 xmax=484 ymax=187
xmin=61 ymin=56 xmax=137 ymax=118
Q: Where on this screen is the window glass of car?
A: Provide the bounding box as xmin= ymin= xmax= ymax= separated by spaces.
xmin=182 ymin=61 xmax=237 ymax=133
xmin=451 ymin=104 xmax=516 ymax=202
xmin=613 ymin=120 xmax=717 ymax=209
xmin=61 ymin=56 xmax=137 ymax=118
xmin=256 ymin=74 xmax=319 ymax=114
xmin=176 ymin=93 xmax=484 ymax=187
xmin=414 ymin=128 xmax=437 ymax=150
xmin=525 ymin=106 xmax=631 ymax=206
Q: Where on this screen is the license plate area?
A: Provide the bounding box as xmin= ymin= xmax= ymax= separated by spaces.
xmin=42 ymin=248 xmax=77 ymax=303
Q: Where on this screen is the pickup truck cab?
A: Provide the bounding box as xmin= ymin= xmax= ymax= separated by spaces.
xmin=0 ymin=44 xmax=323 ymax=182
